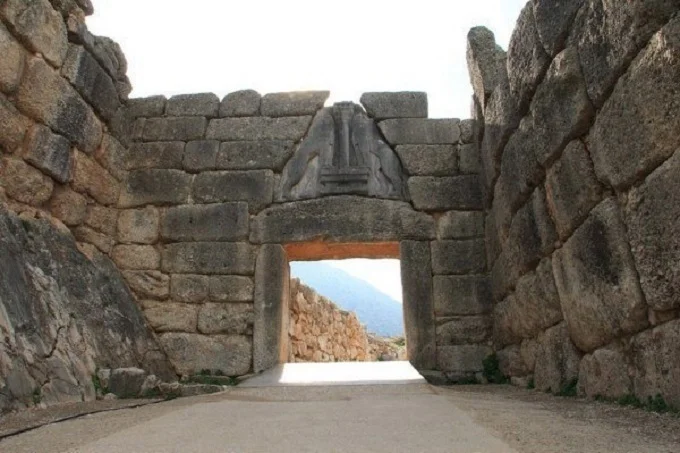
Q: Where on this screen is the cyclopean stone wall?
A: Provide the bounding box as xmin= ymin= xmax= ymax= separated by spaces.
xmin=121 ymin=90 xmax=489 ymax=381
xmin=469 ymin=1 xmax=680 ymax=405
xmin=0 ymin=1 xmax=174 ymax=412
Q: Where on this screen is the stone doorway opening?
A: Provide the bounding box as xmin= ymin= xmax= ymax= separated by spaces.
xmin=288 ymin=254 xmax=406 ymax=364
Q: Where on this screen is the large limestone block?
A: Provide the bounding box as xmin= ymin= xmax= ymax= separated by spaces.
xmin=117 ymin=207 xmax=159 ymax=244
xmin=492 ymin=294 xmax=522 ymax=348
xmin=126 ymin=142 xmax=185 ymax=170
xmin=183 ymin=140 xmax=218 ymax=172
xmin=260 ymin=91 xmax=329 ymax=117
xmin=142 ymin=301 xmax=198 ymax=333
xmin=162 ymin=242 xmax=255 ymax=275
xmin=160 ymin=203 xmax=249 ymax=242
xmin=588 ymin=16 xmax=680 ymax=190
xmin=466 ymin=27 xmax=507 ymax=109
xmin=569 ymin=0 xmax=679 ymax=108
xmin=121 ymin=270 xmax=169 ymax=300
xmin=395 ymin=145 xmax=457 ymax=176
xmin=141 ymin=117 xmax=207 ymax=142
xmin=119 ymin=169 xmax=192 ymax=208
xmin=433 ymin=275 xmax=491 ymax=316
xmin=72 ymin=151 xmax=119 ymax=205
xmin=219 ymin=90 xmax=261 ymax=117
xmin=17 ymin=58 xmax=102 ymax=153
xmin=436 ymin=317 xmax=491 ymax=345
xmin=630 ymin=320 xmax=680 ymax=407
xmin=625 ymin=151 xmax=680 ymax=311
xmin=0 ymin=157 xmax=54 ymax=205
xmin=431 ymin=240 xmax=486 ymax=275
xmin=95 ymin=135 xmax=127 ymax=181
xmin=198 ymin=303 xmax=254 ymax=335
xmin=437 ymin=345 xmax=491 ymax=374
xmin=250 ymin=196 xmax=435 ymax=244
xmin=0 ymin=22 xmax=26 ymax=93
xmin=532 ymin=0 xmax=585 ymax=57
xmin=61 ymin=45 xmax=120 ymax=121
xmin=23 ymin=124 xmax=71 ymax=183
xmin=408 ymin=176 xmax=483 ymax=211
xmin=206 ymin=116 xmax=312 ymax=141
xmin=379 ymin=118 xmax=460 ymax=145
xmin=192 ymin=170 xmax=274 ymax=213
xmin=437 ymin=211 xmax=484 ymax=240
xmin=216 ymin=141 xmax=295 ymax=172
xmin=159 ymin=333 xmax=252 ymax=376
xmin=49 ymin=186 xmax=87 ymax=226
xmin=127 ymin=95 xmax=166 ymax=118
xmin=0 ymin=0 xmax=67 ymax=67
xmin=578 ymin=347 xmax=632 ymax=400
xmin=170 ymin=274 xmax=209 ymax=303
xmin=359 ymin=92 xmax=428 ymax=119
xmin=209 ymin=276 xmax=254 ymax=302
xmin=512 ymin=258 xmax=563 ymax=338
xmin=497 ymin=344 xmax=529 ymax=377
xmin=166 ymin=93 xmax=219 ymax=117
xmin=84 ymin=205 xmax=117 ymax=236
xmin=400 ymin=241 xmax=436 ymax=370
xmin=534 ymin=323 xmax=582 ymax=393
xmin=112 ymin=245 xmax=160 ymax=270
xmin=552 ymin=198 xmax=648 ymax=352
xmin=506 ymin=3 xmax=551 ymax=112
xmin=0 ymin=93 xmax=31 ymax=153
xmin=545 ymin=140 xmax=603 ymax=240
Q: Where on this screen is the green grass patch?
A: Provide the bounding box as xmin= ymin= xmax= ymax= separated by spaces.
xmin=527 ymin=377 xmax=535 ymax=390
xmin=556 ymin=378 xmax=578 ymax=397
xmin=482 ymin=353 xmax=509 ymax=384
xmin=32 ymin=387 xmax=42 ymax=405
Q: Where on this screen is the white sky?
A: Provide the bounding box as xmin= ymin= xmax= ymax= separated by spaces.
xmin=88 ymin=0 xmax=526 ymax=302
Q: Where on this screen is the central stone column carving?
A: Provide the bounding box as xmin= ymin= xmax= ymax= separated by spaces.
xmin=279 ymin=102 xmax=408 ymax=201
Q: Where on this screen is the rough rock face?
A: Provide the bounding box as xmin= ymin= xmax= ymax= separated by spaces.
xmin=0 ymin=209 xmax=174 ymax=413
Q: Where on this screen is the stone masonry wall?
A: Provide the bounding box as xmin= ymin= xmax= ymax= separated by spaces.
xmin=469 ymin=1 xmax=680 ymax=405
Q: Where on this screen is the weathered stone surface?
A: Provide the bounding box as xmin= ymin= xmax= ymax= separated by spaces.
xmin=437 ymin=345 xmax=491 ymax=373
xmin=278 ymin=103 xmax=408 ymax=201
xmin=553 ymin=198 xmax=648 ymax=352
xmin=183 ymin=140 xmax=218 ymax=172
xmin=61 ymin=45 xmax=120 ymax=120
xmin=198 ymin=303 xmax=253 ymax=335
xmin=23 ymin=124 xmax=71 ymax=183
xmin=408 ymin=176 xmax=483 ymax=211
xmin=112 ymin=244 xmax=160 ymax=270
xmin=250 ymin=196 xmax=435 ymax=243
xmin=0 ymin=157 xmax=54 ymax=205
xmin=528 ymin=46 xmax=595 ymax=168
xmin=261 ymin=91 xmax=329 ymax=117
xmin=127 ymin=96 xmax=166 ymax=118
xmin=0 ymin=93 xmax=31 ymax=153
xmin=466 ymin=27 xmax=507 ymax=109
xmin=625 ymin=151 xmax=680 ymax=311
xmin=492 ymin=294 xmax=523 ymax=348
xmin=520 ymin=339 xmax=539 ymax=373
xmin=570 ymin=0 xmax=679 ymax=108
xmin=126 ymin=142 xmax=184 ymax=170
xmin=254 ymin=245 xmax=289 ymax=372
xmin=209 ymin=276 xmax=254 ymax=303
xmin=72 ymin=151 xmax=119 ymax=205
xmin=206 ymin=116 xmax=312 ymax=141
xmin=588 ymin=16 xmax=680 ymax=190
xmin=166 ymin=93 xmax=219 ymax=117
xmin=0 ymin=22 xmax=26 ymax=93
xmin=431 ymin=240 xmax=486 ymax=275
xmin=497 ymin=344 xmax=529 ymax=377
xmin=436 ymin=317 xmax=491 ymax=345
xmin=578 ymin=347 xmax=632 ymax=399
xmin=506 ymin=3 xmax=551 ymax=112
xmin=49 ymin=185 xmax=87 ymax=226
xmin=141 ymin=117 xmax=207 ymax=142
xmin=546 ymin=140 xmax=603 ymax=240
xmin=162 ymin=242 xmax=255 ymax=275
xmin=161 ymin=203 xmax=248 ymax=242
xmin=0 ymin=210 xmax=174 ymax=411
xmin=1 ymin=0 xmax=67 ymax=67
xmin=117 ymin=207 xmax=159 ymax=244
xmin=433 ymin=275 xmax=491 ymax=317
xmin=192 ymin=171 xmax=273 ymax=213
xmin=73 ymin=226 xmax=114 ymax=254
xmin=17 ymin=58 xmax=102 ymax=153
xmin=158 ymin=333 xmax=252 ymax=376
xmin=170 ymin=274 xmax=209 ymax=303
xmin=533 ymin=0 xmax=584 ymax=57
xmin=216 ymin=141 xmax=295 ymax=172
xmin=534 ymin=323 xmax=582 ymax=393
xmin=395 ymin=145 xmax=457 ymax=176
xmin=142 ymin=301 xmax=198 ymax=333
xmin=219 ymin=90 xmax=261 ymax=117
xmin=512 ymin=258 xmax=563 ymax=337
xmin=400 ymin=241 xmax=436 ymax=370
xmin=107 ymin=368 xmax=147 ymax=399
xmin=379 ymin=118 xmax=461 ymax=145
xmin=121 ymin=270 xmax=169 ymax=300
xmin=438 ymin=211 xmax=484 ymax=239
xmin=458 ymin=144 xmax=480 ymax=174
xmin=630 ymin=319 xmax=680 ymax=407
xmin=119 ymin=169 xmax=192 ymax=208
xmin=95 ymin=135 xmax=127 ymax=181
xmin=359 ymin=92 xmax=427 ymax=119
xmin=84 ymin=205 xmax=117 ymax=236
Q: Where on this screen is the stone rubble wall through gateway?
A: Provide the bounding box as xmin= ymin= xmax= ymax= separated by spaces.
xmin=0 ymin=0 xmax=677 ymax=410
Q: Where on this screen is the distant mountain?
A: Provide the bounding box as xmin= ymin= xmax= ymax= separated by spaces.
xmin=290 ymin=262 xmax=404 ymax=337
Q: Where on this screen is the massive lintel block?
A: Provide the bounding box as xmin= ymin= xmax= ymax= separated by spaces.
xmin=360 ymin=92 xmax=428 ymax=120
